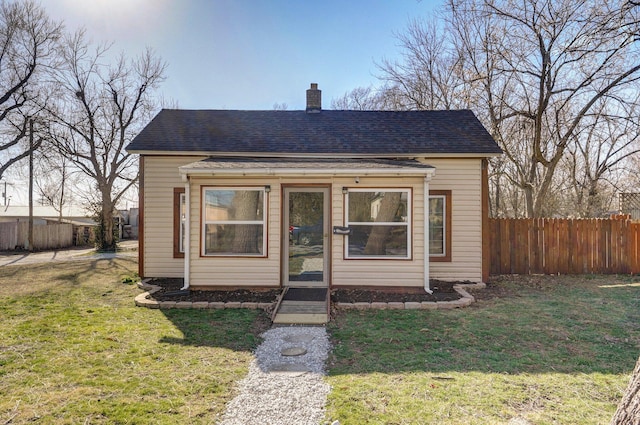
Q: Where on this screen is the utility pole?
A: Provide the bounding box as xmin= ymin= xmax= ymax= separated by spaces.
xmin=28 ymin=118 xmax=34 ymax=251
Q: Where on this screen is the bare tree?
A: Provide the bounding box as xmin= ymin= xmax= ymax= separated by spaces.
xmin=448 ymin=0 xmax=640 ymax=217
xmin=364 ymin=192 xmax=402 ymax=255
xmin=371 ymin=0 xmax=640 ymax=217
xmin=378 ymin=18 xmax=468 ymax=110
xmin=562 ymin=100 xmax=640 ymax=216
xmin=0 ymin=0 xmax=61 ymax=180
xmin=332 ymin=86 xmax=381 ymax=110
xmin=230 ymin=191 xmax=263 ymax=253
xmin=33 ymin=149 xmax=78 ymax=222
xmin=49 ymin=30 xmax=166 ymax=250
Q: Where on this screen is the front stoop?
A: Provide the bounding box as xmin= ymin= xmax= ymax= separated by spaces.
xmin=272 ymin=300 xmax=329 ymax=325
xmin=271 ymin=288 xmax=330 ymax=325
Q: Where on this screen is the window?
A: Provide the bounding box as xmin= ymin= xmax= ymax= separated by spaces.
xmin=202 ymin=187 xmax=266 ymax=256
xmin=345 ymin=189 xmax=411 ymax=259
xmin=173 ymin=188 xmax=185 ymax=258
xmin=429 ymin=190 xmax=451 ymax=262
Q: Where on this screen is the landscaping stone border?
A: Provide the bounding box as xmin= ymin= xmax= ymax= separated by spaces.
xmin=134 ymin=279 xmax=275 ymax=311
xmin=333 ymin=283 xmax=484 ymax=310
xmin=135 ymin=280 xmax=483 ymax=311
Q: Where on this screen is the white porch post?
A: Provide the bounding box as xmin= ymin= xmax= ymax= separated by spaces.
xmin=423 ymin=175 xmax=432 ymax=294
xmin=181 ymin=177 xmax=191 ymax=290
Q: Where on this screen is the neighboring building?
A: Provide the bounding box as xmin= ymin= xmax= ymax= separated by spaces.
xmin=0 ymin=205 xmax=93 ymax=226
xmin=127 ymin=84 xmax=502 ymax=291
xmin=0 ymin=204 xmax=95 ymax=249
xmin=117 ymin=208 xmax=139 ymax=239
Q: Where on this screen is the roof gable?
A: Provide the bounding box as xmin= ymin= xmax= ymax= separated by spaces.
xmin=127 ymin=109 xmax=502 ymax=156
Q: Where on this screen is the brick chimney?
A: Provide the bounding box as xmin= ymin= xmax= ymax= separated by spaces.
xmin=306 ymin=83 xmax=321 ymax=113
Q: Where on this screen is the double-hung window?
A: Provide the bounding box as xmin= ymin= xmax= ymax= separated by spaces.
xmin=345 ymin=189 xmax=411 ymax=259
xmin=202 ymin=187 xmax=266 ymax=256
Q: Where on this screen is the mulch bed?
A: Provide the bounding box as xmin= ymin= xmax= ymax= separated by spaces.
xmin=145 ymin=278 xmax=281 ymax=303
xmin=144 ymin=278 xmax=467 ymax=303
xmin=331 ymin=280 xmax=462 ymax=303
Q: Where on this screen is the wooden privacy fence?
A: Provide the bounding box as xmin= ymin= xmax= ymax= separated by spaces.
xmin=489 ymin=217 xmax=640 ymax=275
xmin=0 ymin=222 xmax=73 ymax=251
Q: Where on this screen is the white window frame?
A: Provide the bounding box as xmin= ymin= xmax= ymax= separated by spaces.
xmin=344 ymin=188 xmax=412 ymax=259
xmin=201 ymin=187 xmax=267 ymax=257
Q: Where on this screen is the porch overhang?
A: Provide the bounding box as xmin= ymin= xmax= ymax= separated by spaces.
xmin=179 ymin=157 xmax=436 ymax=180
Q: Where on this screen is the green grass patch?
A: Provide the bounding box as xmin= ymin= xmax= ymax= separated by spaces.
xmin=326 ymin=275 xmax=640 ymax=424
xmin=0 ymin=258 xmax=270 ymax=424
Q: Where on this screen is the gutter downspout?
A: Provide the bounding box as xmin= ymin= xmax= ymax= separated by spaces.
xmin=181 ymin=177 xmax=191 ymax=290
xmin=424 ymin=175 xmax=432 ymax=294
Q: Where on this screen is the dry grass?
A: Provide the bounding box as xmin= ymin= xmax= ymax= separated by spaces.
xmin=0 ymin=258 xmax=270 ymax=424
xmin=326 ymin=274 xmax=640 ymax=424
xmin=3 ymin=257 xmax=638 ymax=424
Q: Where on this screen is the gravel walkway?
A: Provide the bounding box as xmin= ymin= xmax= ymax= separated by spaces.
xmin=219 ymin=326 xmax=331 ymax=425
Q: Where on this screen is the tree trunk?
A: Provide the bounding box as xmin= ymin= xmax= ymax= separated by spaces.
xmin=524 ymin=184 xmax=535 ymax=218
xmin=232 ymin=191 xmax=261 ymax=254
xmin=611 ymin=355 xmax=640 ymax=425
xmin=98 ymin=188 xmax=116 ymax=251
xmin=364 ymin=192 xmax=401 ymax=255
xmin=57 ymin=162 xmax=66 ymax=223
xmin=28 ymin=120 xmax=34 ymax=251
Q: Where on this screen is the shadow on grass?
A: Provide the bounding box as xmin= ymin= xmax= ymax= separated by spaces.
xmin=0 ymin=257 xmax=139 ymax=298
xmin=328 ymin=276 xmax=640 ymax=376
xmin=159 ymin=308 xmax=272 ymax=352
xmin=0 ymin=258 xmax=272 ymax=354
xmin=50 ymin=258 xmax=135 ymax=285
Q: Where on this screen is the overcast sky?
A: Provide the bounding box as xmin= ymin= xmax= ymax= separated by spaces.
xmin=42 ymin=0 xmax=440 ymax=110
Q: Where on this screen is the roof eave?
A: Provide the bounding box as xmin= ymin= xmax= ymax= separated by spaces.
xmin=128 ymin=150 xmax=502 ymax=158
xmin=179 ymin=166 xmax=436 ymax=179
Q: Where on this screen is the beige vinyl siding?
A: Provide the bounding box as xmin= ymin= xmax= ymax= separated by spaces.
xmin=188 ymin=177 xmax=281 ymax=287
xmin=331 ymin=176 xmax=426 ymax=288
xmin=142 ymin=155 xmax=205 ymax=278
xmin=187 ymin=175 xmax=428 ymax=288
xmin=422 ymin=157 xmax=483 ymax=282
xmin=143 ymin=156 xmax=202 ymax=277
xmin=142 ymin=157 xmax=485 ymax=285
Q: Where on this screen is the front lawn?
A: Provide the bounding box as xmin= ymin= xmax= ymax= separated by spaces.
xmin=0 ymin=258 xmax=270 ymax=424
xmin=2 ymin=258 xmax=638 ymax=424
xmin=326 ymin=275 xmax=640 ymax=424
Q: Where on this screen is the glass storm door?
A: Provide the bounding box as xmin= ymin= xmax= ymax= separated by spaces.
xmin=283 ymin=187 xmax=330 ymax=287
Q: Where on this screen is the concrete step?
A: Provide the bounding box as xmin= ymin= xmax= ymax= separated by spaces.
xmin=271 ymin=287 xmax=330 ymax=325
xmin=272 ymin=312 xmax=328 ymax=325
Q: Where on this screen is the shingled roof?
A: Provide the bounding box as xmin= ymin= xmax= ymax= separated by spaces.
xmin=127 ymin=109 xmax=502 ymax=156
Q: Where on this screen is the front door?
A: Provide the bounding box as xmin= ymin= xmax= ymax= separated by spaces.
xmin=283 ymin=187 xmax=330 ymax=287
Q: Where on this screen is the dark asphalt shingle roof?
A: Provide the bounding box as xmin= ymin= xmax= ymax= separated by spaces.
xmin=180 ymin=157 xmax=435 ymax=172
xmin=127 ymin=109 xmax=502 ymax=155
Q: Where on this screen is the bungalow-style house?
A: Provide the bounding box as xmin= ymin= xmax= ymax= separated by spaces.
xmin=127 ymin=84 xmax=502 ymax=293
